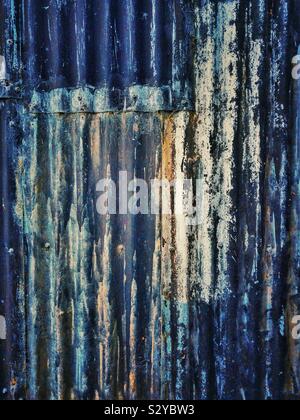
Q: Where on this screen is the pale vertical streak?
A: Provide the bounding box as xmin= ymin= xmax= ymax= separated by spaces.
xmin=212 ymin=1 xmax=239 ymax=398
xmin=98 ymin=217 xmax=112 ymax=399
xmin=285 ymin=45 xmax=300 ymax=397
xmin=22 ymin=115 xmax=39 ymax=399
xmin=160 ymin=112 xmax=192 ymax=398
xmin=73 ymin=115 xmax=89 ymax=397
xmin=173 ymin=112 xmax=190 ymax=399
xmin=129 ymin=275 xmax=137 ymax=399
xmin=213 ymin=0 xmax=238 ymax=298
xmin=150 ymin=0 xmax=157 ymax=79
xmin=236 ymin=0 xmax=265 ymax=399
xmin=261 ymin=0 xmax=289 ymax=399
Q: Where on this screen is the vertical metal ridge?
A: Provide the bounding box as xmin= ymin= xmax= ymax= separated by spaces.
xmin=0 ymin=0 xmax=300 ymax=401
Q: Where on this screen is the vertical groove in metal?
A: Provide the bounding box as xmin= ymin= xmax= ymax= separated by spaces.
xmin=21 ymin=0 xmax=193 ymax=93
xmin=0 ymin=0 xmax=300 ymax=400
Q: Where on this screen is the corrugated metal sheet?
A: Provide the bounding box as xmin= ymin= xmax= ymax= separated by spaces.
xmin=0 ymin=0 xmax=300 ymax=400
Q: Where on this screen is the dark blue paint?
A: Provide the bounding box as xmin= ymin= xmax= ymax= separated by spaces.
xmin=21 ymin=0 xmax=194 ymax=95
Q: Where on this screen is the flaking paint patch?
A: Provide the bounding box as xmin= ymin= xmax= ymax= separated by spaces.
xmin=3 ymin=0 xmax=300 ymax=401
xmin=0 ymin=56 xmax=6 ymax=80
xmin=173 ymin=112 xmax=190 ymax=399
xmin=0 ymin=316 xmax=6 ymax=340
xmin=194 ymin=1 xmax=215 ymax=304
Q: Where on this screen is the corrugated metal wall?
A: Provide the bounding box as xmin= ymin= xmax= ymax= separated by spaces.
xmin=0 ymin=0 xmax=300 ymax=400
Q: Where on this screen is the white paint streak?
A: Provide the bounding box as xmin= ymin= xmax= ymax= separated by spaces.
xmin=212 ymin=1 xmax=238 ymax=298
xmin=245 ymin=40 xmax=262 ymax=186
xmin=0 ymin=56 xmax=6 ymax=80
xmin=194 ymin=2 xmax=215 ymax=303
xmin=0 ymin=316 xmax=6 ymax=340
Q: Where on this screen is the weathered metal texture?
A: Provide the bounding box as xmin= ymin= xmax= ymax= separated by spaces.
xmin=0 ymin=0 xmax=300 ymax=401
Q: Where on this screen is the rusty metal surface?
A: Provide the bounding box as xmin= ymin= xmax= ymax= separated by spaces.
xmin=0 ymin=0 xmax=300 ymax=400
